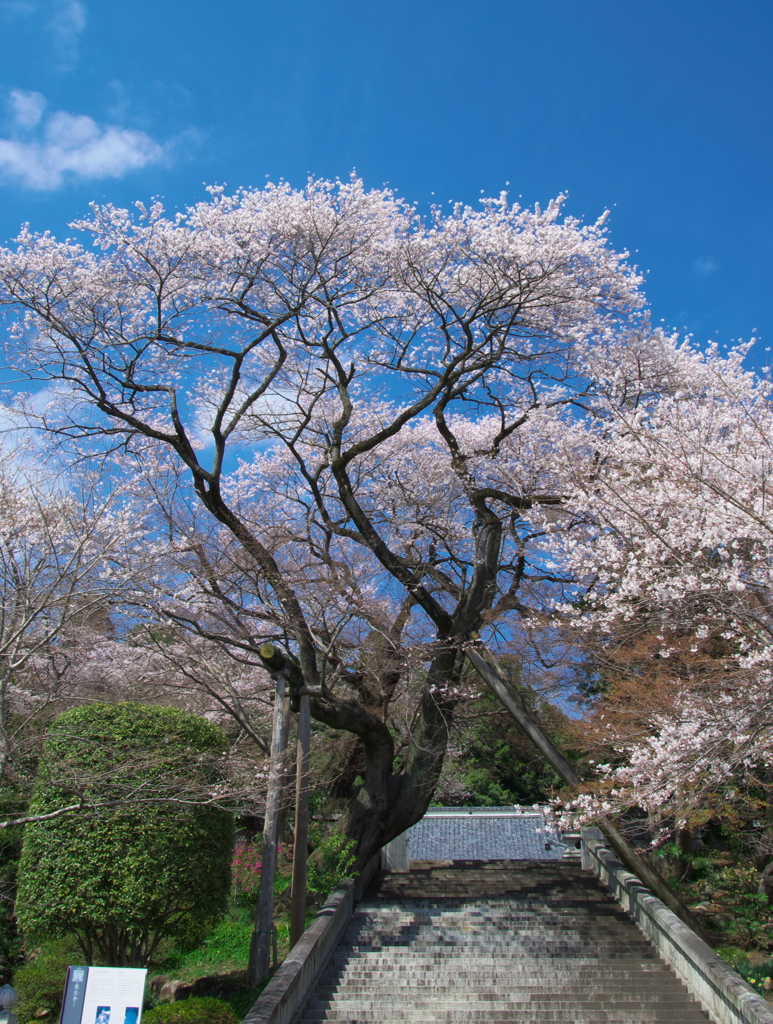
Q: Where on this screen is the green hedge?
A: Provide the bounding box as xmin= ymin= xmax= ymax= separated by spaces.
xmin=16 ymin=703 xmax=233 ymax=967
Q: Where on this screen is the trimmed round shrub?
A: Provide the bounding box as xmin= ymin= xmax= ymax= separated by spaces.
xmin=142 ymin=997 xmax=239 ymax=1024
xmin=16 ymin=703 xmax=234 ymax=967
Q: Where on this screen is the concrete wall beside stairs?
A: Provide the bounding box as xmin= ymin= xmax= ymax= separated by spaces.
xmin=582 ymin=832 xmax=773 ymax=1024
xmin=242 ymin=854 xmax=381 ymax=1024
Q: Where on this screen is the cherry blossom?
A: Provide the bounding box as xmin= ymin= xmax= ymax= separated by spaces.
xmin=0 ymin=176 xmax=724 ymax=863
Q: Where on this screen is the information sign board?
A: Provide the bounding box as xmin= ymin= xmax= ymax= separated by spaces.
xmin=59 ymin=967 xmax=146 ymax=1024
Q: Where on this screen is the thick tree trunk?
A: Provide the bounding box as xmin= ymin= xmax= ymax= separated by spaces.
xmin=314 ymin=641 xmax=459 ymax=874
xmin=309 ymin=693 xmax=395 ymax=875
xmin=381 ymin=643 xmax=458 ymax=841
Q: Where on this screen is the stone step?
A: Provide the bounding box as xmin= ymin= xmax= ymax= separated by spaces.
xmin=298 ymin=1012 xmax=709 ymax=1023
xmin=309 ymin=994 xmax=701 ymax=1008
xmin=297 ymin=1017 xmax=709 ymax=1023
xmin=321 ymin=965 xmax=676 ymax=975
xmin=317 ymin=975 xmax=684 ymax=986
xmin=320 ymin=970 xmax=676 ymax=980
xmin=338 ymin=936 xmax=655 ymax=945
xmin=299 ymin=1017 xmax=707 ymax=1023
xmin=350 ymin=912 xmax=641 ymax=919
xmin=345 ymin=930 xmax=648 ymax=937
xmin=292 ymin=862 xmax=711 ymax=1024
xmin=341 ymin=937 xmax=651 ymax=947
xmin=320 ymin=975 xmax=674 ymax=986
xmin=339 ymin=934 xmax=654 ymax=943
xmin=311 ymin=996 xmax=700 ymax=1007
xmin=343 ymin=929 xmax=648 ymax=938
xmin=299 ymin=1008 xmax=709 ymax=1019
xmin=303 ymin=1011 xmax=707 ymax=1020
xmin=349 ymin=917 xmax=631 ymax=925
xmin=352 ymin=905 xmax=634 ymax=916
xmin=350 ymin=914 xmax=627 ymax=923
xmin=304 ymin=1007 xmax=707 ymax=1020
xmin=319 ymin=976 xmax=673 ymax=986
xmin=317 ymin=986 xmax=684 ymax=995
xmin=352 ymin=908 xmax=631 ymax=916
xmin=331 ymin=951 xmax=660 ymax=961
xmin=325 ymin=958 xmax=663 ymax=966
xmin=341 ymin=939 xmax=654 ymax=949
xmin=332 ymin=948 xmax=661 ymax=956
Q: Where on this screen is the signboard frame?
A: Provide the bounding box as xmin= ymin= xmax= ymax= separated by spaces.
xmin=59 ymin=967 xmax=146 ymax=1024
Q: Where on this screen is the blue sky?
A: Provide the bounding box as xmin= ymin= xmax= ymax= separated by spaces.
xmin=0 ymin=0 xmax=771 ymax=353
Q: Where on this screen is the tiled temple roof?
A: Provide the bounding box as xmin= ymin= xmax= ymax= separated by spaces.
xmin=406 ymin=806 xmax=565 ymax=861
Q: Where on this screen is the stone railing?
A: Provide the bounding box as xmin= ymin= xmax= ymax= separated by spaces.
xmin=241 ymin=855 xmax=379 ymax=1024
xmin=582 ymin=831 xmax=773 ymax=1024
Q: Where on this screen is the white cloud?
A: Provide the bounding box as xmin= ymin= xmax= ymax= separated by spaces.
xmin=0 ymin=90 xmax=165 ymax=189
xmin=693 ymin=256 xmax=719 ymax=277
xmin=0 ymin=1 xmax=86 ymax=70
xmin=46 ymin=0 xmax=86 ymax=70
xmin=8 ymin=88 xmax=46 ymax=128
xmin=0 ymin=1 xmax=37 ymax=17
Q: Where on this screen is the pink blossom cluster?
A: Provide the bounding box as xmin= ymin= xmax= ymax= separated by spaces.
xmin=231 ymin=841 xmax=262 ymax=896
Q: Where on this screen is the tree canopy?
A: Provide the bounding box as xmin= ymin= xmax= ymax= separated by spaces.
xmin=0 ymin=177 xmax=769 ymax=863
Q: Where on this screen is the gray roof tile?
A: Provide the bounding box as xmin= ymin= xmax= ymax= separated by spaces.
xmin=407 ymin=806 xmax=565 ymax=861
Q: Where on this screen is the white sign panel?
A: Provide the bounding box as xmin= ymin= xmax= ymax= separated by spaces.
xmin=60 ymin=967 xmax=146 ymax=1024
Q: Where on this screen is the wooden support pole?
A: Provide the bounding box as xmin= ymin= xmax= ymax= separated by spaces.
xmin=465 ymin=646 xmax=581 ymax=786
xmin=247 ymin=647 xmax=290 ymax=986
xmin=465 ymin=640 xmax=712 ymax=942
xmin=290 ymin=688 xmax=311 ymax=948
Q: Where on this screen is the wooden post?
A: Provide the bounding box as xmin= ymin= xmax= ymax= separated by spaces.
xmin=465 ymin=645 xmax=581 ymax=785
xmin=290 ymin=688 xmax=311 ymax=947
xmin=465 ymin=639 xmax=713 ymax=942
xmin=247 ymin=654 xmax=289 ymax=986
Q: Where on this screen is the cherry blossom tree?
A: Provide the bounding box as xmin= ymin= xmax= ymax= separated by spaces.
xmin=545 ymin=337 xmax=773 ymax=839
xmin=0 ymin=446 xmax=146 ymax=794
xmin=0 ymin=177 xmax=651 ymax=870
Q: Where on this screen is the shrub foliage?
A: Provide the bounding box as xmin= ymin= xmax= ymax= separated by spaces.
xmin=142 ymin=997 xmax=239 ymax=1024
xmin=13 ymin=935 xmax=85 ymax=1022
xmin=16 ymin=703 xmax=233 ymax=966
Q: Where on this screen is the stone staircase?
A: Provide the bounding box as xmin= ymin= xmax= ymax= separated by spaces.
xmin=295 ymin=860 xmax=712 ymax=1024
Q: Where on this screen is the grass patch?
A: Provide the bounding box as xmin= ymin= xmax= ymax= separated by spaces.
xmin=715 ymin=947 xmax=773 ymax=998
xmin=161 ymin=911 xmax=254 ymax=980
